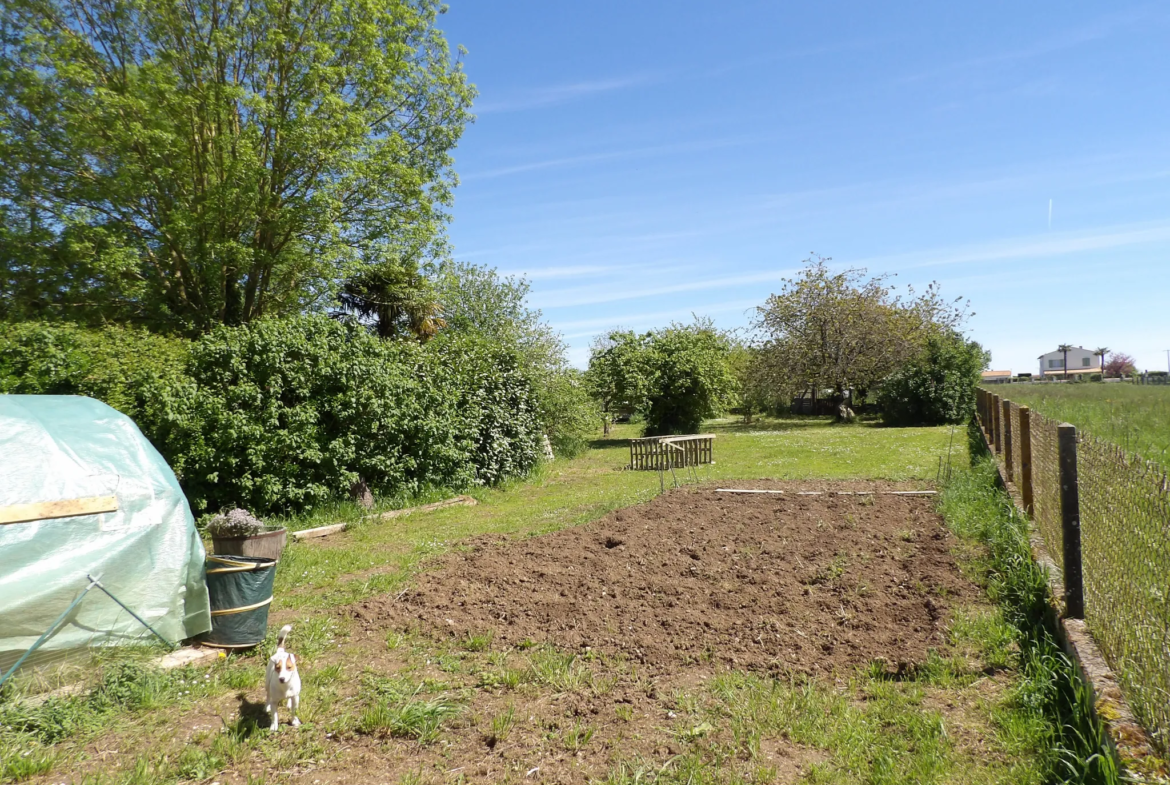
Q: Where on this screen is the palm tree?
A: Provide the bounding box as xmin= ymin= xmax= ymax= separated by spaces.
xmin=335 ymin=260 xmax=445 ymax=342
xmin=1057 ymin=343 xmax=1074 ymax=380
xmin=1093 ymin=347 xmax=1109 ymax=378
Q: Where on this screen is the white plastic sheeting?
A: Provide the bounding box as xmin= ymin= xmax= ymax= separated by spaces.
xmin=0 ymin=396 xmax=210 ymax=666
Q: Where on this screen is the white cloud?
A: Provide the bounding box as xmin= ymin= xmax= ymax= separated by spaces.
xmin=537 ymin=269 xmax=800 ymax=309
xmin=474 ymin=75 xmax=654 ymax=114
xmin=850 ymin=222 xmax=1170 ymax=272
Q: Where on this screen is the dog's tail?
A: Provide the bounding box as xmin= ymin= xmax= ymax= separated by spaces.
xmin=277 ymin=624 xmax=292 ymax=648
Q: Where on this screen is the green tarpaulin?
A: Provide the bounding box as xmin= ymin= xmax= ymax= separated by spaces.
xmin=0 ymin=396 xmax=210 ymax=668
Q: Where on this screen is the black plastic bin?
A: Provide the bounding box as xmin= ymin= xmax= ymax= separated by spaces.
xmin=201 ymin=554 xmax=277 ymax=648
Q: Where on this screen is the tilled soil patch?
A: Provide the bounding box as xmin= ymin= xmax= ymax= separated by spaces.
xmin=355 ymin=483 xmax=978 ymax=674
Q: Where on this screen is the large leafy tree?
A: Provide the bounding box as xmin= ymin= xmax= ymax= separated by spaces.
xmin=754 ymin=256 xmax=970 ymax=403
xmin=585 ymin=330 xmax=650 ymax=435
xmin=640 ymin=320 xmax=735 ymax=435
xmin=0 ymin=0 xmax=473 ymax=333
xmin=434 ymin=261 xmax=598 ymax=456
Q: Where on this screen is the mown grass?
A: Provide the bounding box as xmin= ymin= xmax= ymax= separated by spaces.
xmin=996 ymin=383 xmax=1170 ymax=467
xmin=2 ymin=415 xmax=1115 ymax=784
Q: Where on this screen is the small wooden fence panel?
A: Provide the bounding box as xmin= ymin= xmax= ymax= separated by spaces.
xmin=629 ymin=434 xmax=715 ymax=471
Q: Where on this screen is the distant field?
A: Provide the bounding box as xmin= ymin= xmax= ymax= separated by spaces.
xmin=996 ymin=383 xmax=1170 ymax=467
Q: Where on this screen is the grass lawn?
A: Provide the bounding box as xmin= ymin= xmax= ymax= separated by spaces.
xmin=994 ymin=383 xmax=1170 ymax=467
xmin=1 ymin=417 xmax=1105 ymax=785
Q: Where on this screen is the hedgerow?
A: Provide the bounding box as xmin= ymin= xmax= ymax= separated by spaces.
xmin=1 ymin=318 xmax=545 ymax=515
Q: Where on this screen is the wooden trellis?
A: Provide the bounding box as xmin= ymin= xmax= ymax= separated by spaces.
xmin=628 ymin=434 xmax=716 ymax=471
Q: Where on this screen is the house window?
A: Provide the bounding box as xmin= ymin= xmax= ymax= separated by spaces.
xmin=1083 ymin=357 xmax=1092 ymax=367
xmin=1049 ymin=359 xmax=1063 ymax=369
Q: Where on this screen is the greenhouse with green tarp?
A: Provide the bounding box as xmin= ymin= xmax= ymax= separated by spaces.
xmin=0 ymin=396 xmax=210 ymax=675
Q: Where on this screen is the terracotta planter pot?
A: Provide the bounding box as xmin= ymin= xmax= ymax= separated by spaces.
xmin=211 ymin=527 xmax=287 ymax=561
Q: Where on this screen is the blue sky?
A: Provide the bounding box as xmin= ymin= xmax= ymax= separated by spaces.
xmin=439 ymin=2 xmax=1170 ymax=373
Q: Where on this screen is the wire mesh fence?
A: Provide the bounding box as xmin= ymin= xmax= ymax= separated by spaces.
xmin=976 ymin=387 xmax=1170 ymax=755
xmin=1009 ymin=402 xmax=1023 ymax=488
xmin=1077 ymin=433 xmax=1170 ymax=754
xmin=1029 ymin=409 xmax=1065 ymax=577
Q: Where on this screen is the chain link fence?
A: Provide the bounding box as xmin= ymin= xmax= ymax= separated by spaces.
xmin=1029 ymin=407 xmax=1064 ymax=574
xmin=977 ymin=388 xmax=1170 ymax=756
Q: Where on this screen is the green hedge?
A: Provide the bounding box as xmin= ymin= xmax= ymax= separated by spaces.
xmin=877 ymin=331 xmax=987 ymax=426
xmin=0 ymin=321 xmax=187 ymax=424
xmin=1 ymin=318 xmax=543 ymax=515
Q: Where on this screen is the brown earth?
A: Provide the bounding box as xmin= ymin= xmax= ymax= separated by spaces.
xmin=39 ymin=483 xmax=996 ymax=785
xmin=355 ymin=482 xmax=977 ymax=676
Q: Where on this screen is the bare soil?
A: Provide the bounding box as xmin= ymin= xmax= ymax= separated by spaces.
xmin=40 ymin=483 xmax=989 ymax=785
xmin=356 ymin=482 xmax=977 ymax=676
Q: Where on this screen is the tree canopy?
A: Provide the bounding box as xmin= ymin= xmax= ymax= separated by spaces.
xmin=586 ymin=320 xmax=734 ymax=436
xmin=0 ymin=0 xmax=473 ymax=333
xmin=753 ymin=256 xmax=971 ymax=400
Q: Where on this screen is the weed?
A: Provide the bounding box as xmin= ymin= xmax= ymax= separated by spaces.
xmin=359 ymin=697 xmax=460 ymax=743
xmin=526 ymin=647 xmax=591 ymax=692
xmin=615 ymin=704 xmax=634 ymax=722
xmin=485 ymin=704 xmax=516 ymax=748
xmin=460 ymin=631 xmax=494 ymax=652
xmin=562 ymin=721 xmax=595 ymax=752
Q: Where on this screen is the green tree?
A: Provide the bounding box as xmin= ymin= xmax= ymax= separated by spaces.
xmin=0 ymin=0 xmax=473 ymax=333
xmin=434 ymin=261 xmax=597 ymax=456
xmin=877 ymin=331 xmax=989 ymax=426
xmin=334 ymin=258 xmax=445 ymax=342
xmin=726 ymin=340 xmax=783 ymax=424
xmin=585 ymin=330 xmax=650 ymax=435
xmin=640 ymin=320 xmax=735 ymax=436
xmin=754 ymin=256 xmax=970 ymax=404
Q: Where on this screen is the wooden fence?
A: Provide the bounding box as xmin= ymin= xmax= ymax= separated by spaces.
xmin=628 ymin=434 xmax=715 ymax=471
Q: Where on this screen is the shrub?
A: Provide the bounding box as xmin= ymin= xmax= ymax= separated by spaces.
xmin=1090 ymin=373 xmax=1102 ymax=382
xmin=641 ymin=323 xmax=735 ymax=436
xmin=0 ymin=321 xmax=187 ymax=423
xmin=537 ymin=368 xmax=599 ymax=457
xmin=877 ymin=332 xmax=987 ymax=426
xmin=151 ymin=316 xmax=541 ymax=515
xmin=428 ymin=332 xmax=543 ymax=485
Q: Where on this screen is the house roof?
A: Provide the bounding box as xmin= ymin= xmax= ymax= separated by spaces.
xmin=981 ymin=370 xmax=1012 ymax=378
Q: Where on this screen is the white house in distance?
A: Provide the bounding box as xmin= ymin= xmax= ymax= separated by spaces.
xmin=1037 ymin=346 xmax=1099 ymax=378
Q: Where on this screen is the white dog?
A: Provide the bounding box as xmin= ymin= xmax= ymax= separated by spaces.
xmin=265 ymin=625 xmax=301 ymax=730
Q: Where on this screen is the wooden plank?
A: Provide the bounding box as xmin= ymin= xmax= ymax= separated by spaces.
xmin=0 ymin=495 xmax=118 ymax=525
xmin=366 ymin=495 xmax=478 ymax=522
xmin=292 ymin=523 xmax=347 ymax=541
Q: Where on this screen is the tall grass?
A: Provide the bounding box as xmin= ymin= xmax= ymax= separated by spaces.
xmin=937 ymin=424 xmax=1119 ymax=784
xmin=1000 ymin=384 xmax=1170 ymax=467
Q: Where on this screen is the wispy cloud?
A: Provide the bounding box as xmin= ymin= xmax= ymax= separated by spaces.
xmin=899 ymin=7 xmax=1163 ymax=85
xmin=461 ymin=136 xmax=756 ymax=181
xmin=850 ymin=221 xmax=1170 ymax=272
xmin=498 ymin=264 xmax=619 ymax=281
xmin=555 ymin=299 xmax=761 ymax=338
xmin=538 ymin=268 xmax=801 ymax=309
xmin=474 ymin=75 xmax=655 ymax=114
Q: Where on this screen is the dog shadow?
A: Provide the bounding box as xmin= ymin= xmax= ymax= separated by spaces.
xmin=228 ymin=693 xmax=270 ymax=738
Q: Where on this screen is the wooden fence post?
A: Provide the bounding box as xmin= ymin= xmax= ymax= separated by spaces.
xmin=1002 ymin=399 xmax=1014 ymax=482
xmin=1057 ymin=423 xmax=1084 ymax=619
xmin=1019 ymin=406 xmax=1034 ymax=516
xmin=992 ymin=394 xmax=1002 ymax=453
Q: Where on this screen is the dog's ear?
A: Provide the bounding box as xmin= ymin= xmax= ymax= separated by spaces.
xmin=287 ymin=653 xmax=296 ymax=670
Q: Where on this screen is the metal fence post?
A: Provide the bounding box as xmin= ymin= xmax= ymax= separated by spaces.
xmin=1019 ymin=406 xmax=1034 ymax=516
xmin=1057 ymin=423 xmax=1085 ymax=618
xmin=1002 ymin=399 xmax=1014 ymax=482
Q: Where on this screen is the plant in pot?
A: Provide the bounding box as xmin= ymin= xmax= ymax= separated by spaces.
xmin=206 ymin=508 xmax=287 ymax=561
